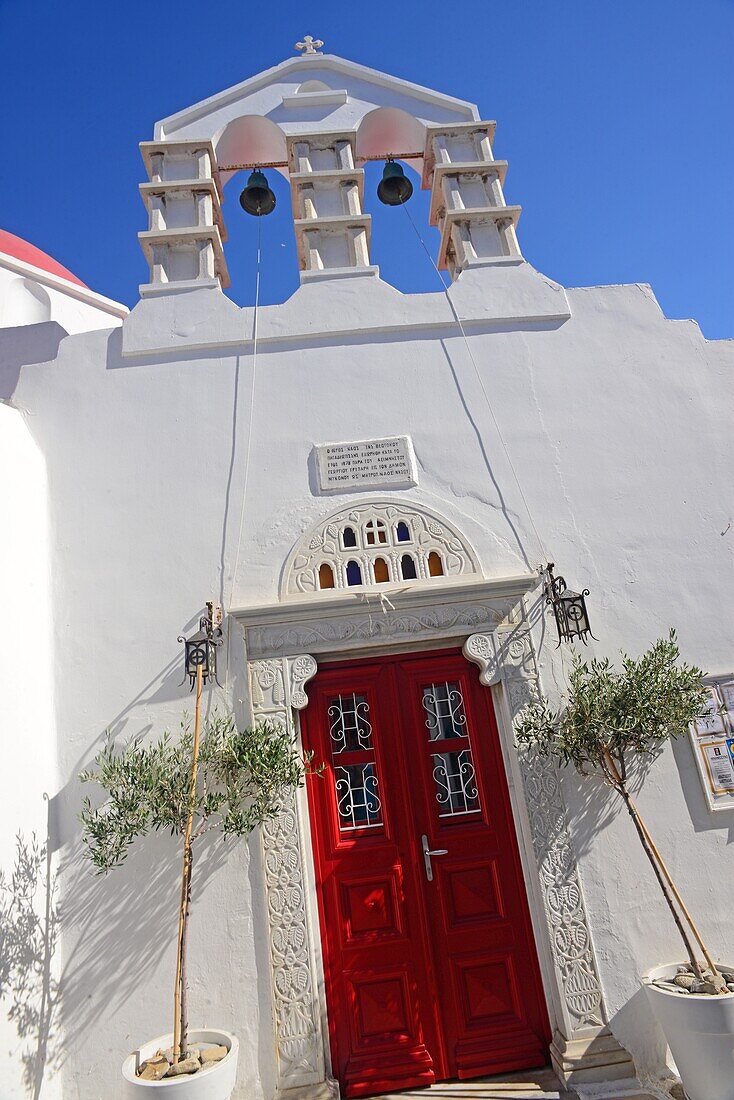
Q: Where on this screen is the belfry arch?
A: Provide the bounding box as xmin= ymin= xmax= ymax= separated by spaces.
xmin=213 ymin=115 xmax=289 ymax=186
xmin=355 ymin=106 xmax=425 ymax=164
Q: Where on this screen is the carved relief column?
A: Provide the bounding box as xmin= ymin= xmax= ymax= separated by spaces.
xmin=249 ymin=655 xmax=338 ymax=1100
xmin=463 ymin=630 xmax=637 ymax=1086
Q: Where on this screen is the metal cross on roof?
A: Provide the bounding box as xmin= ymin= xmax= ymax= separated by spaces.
xmin=295 ymin=35 xmax=324 ymax=54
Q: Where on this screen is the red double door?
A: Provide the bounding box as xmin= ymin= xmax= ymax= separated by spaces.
xmin=300 ymin=649 xmax=550 ymax=1098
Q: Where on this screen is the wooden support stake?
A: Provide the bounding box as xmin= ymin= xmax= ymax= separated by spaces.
xmin=632 ymin=802 xmax=720 ymax=979
xmin=602 ymin=748 xmax=721 ymax=983
xmin=172 ymin=663 xmax=204 ymax=1062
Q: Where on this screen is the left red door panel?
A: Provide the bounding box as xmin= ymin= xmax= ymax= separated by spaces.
xmin=300 ymin=663 xmax=444 ymax=1097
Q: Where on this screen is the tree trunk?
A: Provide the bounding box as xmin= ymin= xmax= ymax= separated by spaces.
xmin=173 ymin=663 xmax=204 ymax=1062
xmin=180 ymin=844 xmax=193 ymax=1058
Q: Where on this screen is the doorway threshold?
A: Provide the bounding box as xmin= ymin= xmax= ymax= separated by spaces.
xmin=374 ymin=1067 xmax=656 ymax=1100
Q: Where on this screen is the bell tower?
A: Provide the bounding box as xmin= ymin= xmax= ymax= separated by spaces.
xmin=135 ymin=38 xmax=526 ymax=294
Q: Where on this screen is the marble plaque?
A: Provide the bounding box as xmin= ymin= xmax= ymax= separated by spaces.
xmin=315 ymin=436 xmax=417 ymax=493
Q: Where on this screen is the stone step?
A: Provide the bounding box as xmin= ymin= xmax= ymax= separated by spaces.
xmin=377 ymin=1067 xmax=567 ymax=1099
xmin=375 ymin=1068 xmax=657 ymax=1100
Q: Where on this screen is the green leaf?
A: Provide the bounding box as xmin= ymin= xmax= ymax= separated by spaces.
xmin=515 ymin=630 xmax=707 ymax=784
xmin=78 ymin=714 xmax=318 ymax=871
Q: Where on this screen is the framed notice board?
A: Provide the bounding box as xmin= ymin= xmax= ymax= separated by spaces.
xmin=689 ymin=677 xmax=734 ymax=812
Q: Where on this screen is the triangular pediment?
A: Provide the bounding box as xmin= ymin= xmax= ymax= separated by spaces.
xmin=154 ymin=52 xmax=479 ymax=149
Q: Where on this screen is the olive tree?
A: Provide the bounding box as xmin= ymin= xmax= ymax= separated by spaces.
xmin=515 ymin=631 xmax=720 ymax=984
xmin=80 ymin=714 xmax=316 ymax=1059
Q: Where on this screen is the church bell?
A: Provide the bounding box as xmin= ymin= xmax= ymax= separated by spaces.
xmin=239 ymin=169 xmax=277 ymax=216
xmin=377 ymin=159 xmax=413 ymax=206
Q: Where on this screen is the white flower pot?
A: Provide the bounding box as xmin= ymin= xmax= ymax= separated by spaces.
xmin=643 ymin=963 xmax=734 ymax=1100
xmin=121 ymin=1029 xmax=239 ymax=1100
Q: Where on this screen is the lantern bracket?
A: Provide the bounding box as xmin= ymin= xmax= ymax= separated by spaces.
xmin=178 ymin=602 xmax=224 ymax=689
xmin=544 ymin=563 xmax=595 ymax=647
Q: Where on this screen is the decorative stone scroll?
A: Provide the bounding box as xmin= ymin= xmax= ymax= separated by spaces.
xmin=250 ymin=655 xmax=338 ymax=1099
xmin=463 ymin=631 xmax=502 ymax=686
xmin=464 ymin=630 xmax=605 ymax=1031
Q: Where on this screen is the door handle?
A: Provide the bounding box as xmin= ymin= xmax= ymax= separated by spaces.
xmin=421 ymin=834 xmax=448 ymax=882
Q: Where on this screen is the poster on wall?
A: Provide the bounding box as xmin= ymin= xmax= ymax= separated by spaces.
xmin=693 ymin=685 xmax=726 ymax=738
xmin=690 ymin=677 xmax=734 ymax=812
xmin=702 ymin=742 xmax=734 ymax=794
xmin=719 ymin=680 xmax=734 ymax=724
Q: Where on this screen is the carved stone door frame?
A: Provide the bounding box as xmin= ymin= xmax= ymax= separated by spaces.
xmin=234 ymin=576 xmax=635 ymax=1099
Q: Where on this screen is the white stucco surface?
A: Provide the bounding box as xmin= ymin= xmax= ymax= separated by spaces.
xmin=0 ymin=259 xmax=127 ymax=333
xmin=1 ymin=51 xmax=733 ymax=1100
xmin=2 ymin=263 xmax=732 ymax=1098
xmin=0 ymin=404 xmax=59 ymax=1099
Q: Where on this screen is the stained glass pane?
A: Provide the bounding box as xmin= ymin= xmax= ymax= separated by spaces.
xmin=373 ymin=557 xmax=389 ymax=583
xmin=346 ymin=560 xmax=362 ymax=586
xmin=431 ymin=750 xmax=480 ymax=817
xmin=365 ymin=519 xmax=387 ymax=546
xmin=318 ymin=562 xmax=335 ymax=589
xmin=400 ymin=554 xmax=417 ymax=580
xmin=428 ymin=551 xmax=444 ymax=577
xmin=334 ymin=763 xmax=383 ymax=828
xmin=422 ymin=682 xmax=467 ymax=741
xmin=328 ymin=693 xmax=373 ymax=752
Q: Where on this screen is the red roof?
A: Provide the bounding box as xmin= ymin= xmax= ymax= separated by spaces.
xmin=0 ymin=229 xmax=87 ymax=288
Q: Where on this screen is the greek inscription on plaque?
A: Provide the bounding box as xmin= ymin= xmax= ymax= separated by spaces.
xmin=315 ymin=436 xmax=417 ymax=493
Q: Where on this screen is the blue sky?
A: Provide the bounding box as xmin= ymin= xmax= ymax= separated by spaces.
xmin=1 ymin=0 xmax=731 ymax=338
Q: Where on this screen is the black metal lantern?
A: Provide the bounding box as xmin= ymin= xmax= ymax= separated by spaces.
xmin=544 ymin=563 xmax=594 ymax=646
xmin=179 ymin=603 xmax=223 ymax=689
xmin=377 ymin=159 xmax=413 ymax=206
xmin=239 ymin=169 xmax=276 ymax=217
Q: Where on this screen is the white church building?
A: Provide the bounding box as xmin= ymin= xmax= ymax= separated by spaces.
xmin=1 ymin=41 xmax=732 ymax=1100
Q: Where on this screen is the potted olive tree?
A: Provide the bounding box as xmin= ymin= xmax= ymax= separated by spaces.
xmin=79 ymin=713 xmax=314 ymax=1098
xmin=515 ymin=632 xmax=734 ymax=1100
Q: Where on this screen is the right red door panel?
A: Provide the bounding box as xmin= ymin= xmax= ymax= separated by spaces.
xmin=396 ymin=652 xmax=549 ymax=1080
xmin=301 ymin=650 xmax=550 ymax=1097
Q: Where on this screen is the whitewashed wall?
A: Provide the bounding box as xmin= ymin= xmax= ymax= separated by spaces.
xmin=1 ymin=254 xmax=732 ymax=1099
xmin=0 ymin=262 xmax=126 ymax=333
xmin=0 ymin=404 xmax=60 ymax=1099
